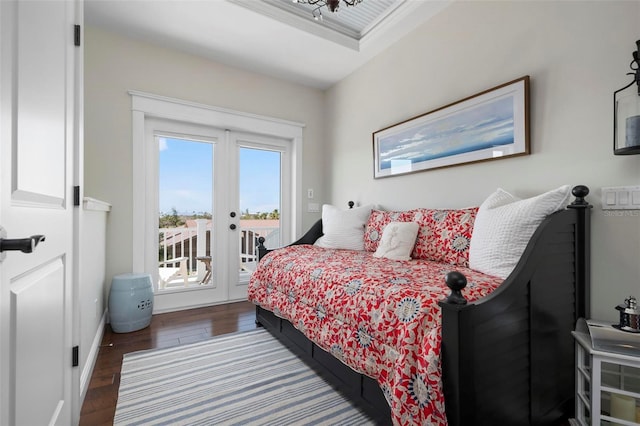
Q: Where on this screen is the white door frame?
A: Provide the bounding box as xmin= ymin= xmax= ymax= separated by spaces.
xmin=130 ymin=91 xmax=304 ymax=309
xmin=71 ymin=0 xmax=84 ymax=422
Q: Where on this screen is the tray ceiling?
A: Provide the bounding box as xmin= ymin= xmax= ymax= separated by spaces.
xmin=85 ymin=0 xmax=452 ymax=89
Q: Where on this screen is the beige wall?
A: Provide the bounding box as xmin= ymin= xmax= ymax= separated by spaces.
xmin=84 ymin=26 xmax=325 ymax=293
xmin=324 ymin=1 xmax=640 ymax=321
xmin=87 ymin=2 xmax=640 ymax=323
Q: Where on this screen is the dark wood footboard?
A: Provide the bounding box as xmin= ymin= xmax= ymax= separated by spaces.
xmin=439 ymin=185 xmax=591 ymax=426
xmin=253 ymin=186 xmax=591 ymax=425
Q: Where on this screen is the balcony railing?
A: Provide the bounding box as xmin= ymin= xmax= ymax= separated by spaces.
xmin=158 ymin=219 xmax=279 ymax=290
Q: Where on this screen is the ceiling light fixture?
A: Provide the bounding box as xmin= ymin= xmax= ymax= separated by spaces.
xmin=292 ymin=0 xmax=363 ymax=21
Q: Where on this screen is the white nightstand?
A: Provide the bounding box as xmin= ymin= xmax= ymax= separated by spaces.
xmin=572 ymin=320 xmax=640 ymax=426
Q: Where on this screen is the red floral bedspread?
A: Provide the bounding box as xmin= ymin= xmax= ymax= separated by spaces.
xmin=247 ymin=245 xmax=503 ymax=425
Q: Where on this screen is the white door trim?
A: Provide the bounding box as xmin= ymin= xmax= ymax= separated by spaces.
xmin=71 ymin=0 xmax=84 ymax=423
xmin=129 ymin=91 xmax=304 ymax=275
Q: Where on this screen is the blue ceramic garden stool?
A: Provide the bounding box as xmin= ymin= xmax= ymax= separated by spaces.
xmin=109 ymin=273 xmax=154 ymax=333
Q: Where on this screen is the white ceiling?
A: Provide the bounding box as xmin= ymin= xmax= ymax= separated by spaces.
xmin=85 ymin=0 xmax=452 ymax=90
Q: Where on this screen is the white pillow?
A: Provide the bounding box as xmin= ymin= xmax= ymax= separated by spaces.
xmin=469 ymin=185 xmax=571 ymax=279
xmin=373 ymin=222 xmax=419 ymax=261
xmin=314 ymin=204 xmax=374 ymax=250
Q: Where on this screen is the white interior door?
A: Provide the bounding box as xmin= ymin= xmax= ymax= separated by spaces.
xmin=0 ymin=1 xmax=77 ymax=425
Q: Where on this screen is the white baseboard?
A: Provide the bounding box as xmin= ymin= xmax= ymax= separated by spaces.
xmin=80 ymin=309 xmax=107 ymax=402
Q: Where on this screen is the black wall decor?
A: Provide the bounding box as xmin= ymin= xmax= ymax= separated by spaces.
xmin=614 ymin=40 xmax=640 ymax=155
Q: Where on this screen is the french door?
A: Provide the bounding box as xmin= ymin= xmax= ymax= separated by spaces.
xmin=146 ymin=118 xmax=290 ymax=310
xmin=228 ymin=131 xmax=290 ymax=300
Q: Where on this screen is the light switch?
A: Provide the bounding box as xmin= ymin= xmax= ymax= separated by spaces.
xmin=606 ymin=191 xmax=616 ymax=205
xmin=619 ymin=191 xmax=629 ymax=205
xmin=602 ymin=185 xmax=640 ymax=210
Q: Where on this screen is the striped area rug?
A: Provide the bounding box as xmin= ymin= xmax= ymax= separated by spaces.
xmin=114 ymin=328 xmax=374 ymax=425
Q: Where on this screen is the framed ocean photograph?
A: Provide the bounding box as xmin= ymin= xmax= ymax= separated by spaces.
xmin=373 ymin=76 xmax=530 ymax=178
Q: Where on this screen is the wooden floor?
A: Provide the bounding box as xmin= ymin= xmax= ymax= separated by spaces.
xmin=79 ymin=301 xmax=257 ymax=426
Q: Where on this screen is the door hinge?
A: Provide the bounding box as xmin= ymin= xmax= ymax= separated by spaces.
xmin=73 ymin=186 xmax=80 ymax=207
xmin=72 ymin=346 xmax=79 ymax=367
xmin=74 ymin=25 xmax=81 ymax=47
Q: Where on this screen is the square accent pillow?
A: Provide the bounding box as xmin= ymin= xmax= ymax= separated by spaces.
xmin=469 ymin=185 xmax=571 ymax=279
xmin=373 ymin=222 xmax=420 ymax=261
xmin=314 ymin=204 xmax=374 ymax=251
xmin=364 ymin=210 xmax=414 ymax=252
xmin=411 ymin=207 xmax=479 ymax=267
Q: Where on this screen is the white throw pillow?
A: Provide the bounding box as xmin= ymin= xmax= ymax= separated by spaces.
xmin=373 ymin=222 xmax=420 ymax=261
xmin=469 ymin=185 xmax=571 ymax=279
xmin=314 ymin=204 xmax=374 ymax=250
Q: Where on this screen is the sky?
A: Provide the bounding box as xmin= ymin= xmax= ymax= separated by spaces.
xmin=158 ymin=137 xmax=281 ymax=215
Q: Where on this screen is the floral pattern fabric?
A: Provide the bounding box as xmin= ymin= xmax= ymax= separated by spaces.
xmin=247 ymin=245 xmax=502 ymax=425
xmin=364 ymin=208 xmax=478 ymax=267
xmin=411 ymin=207 xmax=478 ymax=267
xmin=364 ymin=210 xmax=415 ymax=252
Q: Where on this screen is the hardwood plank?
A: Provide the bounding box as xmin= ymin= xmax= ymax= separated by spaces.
xmin=79 ymin=300 xmax=257 ymax=426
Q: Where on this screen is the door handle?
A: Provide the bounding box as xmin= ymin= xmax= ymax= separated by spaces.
xmin=0 ymin=234 xmax=45 ymax=253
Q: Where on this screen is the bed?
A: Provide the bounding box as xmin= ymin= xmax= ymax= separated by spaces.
xmin=248 ymin=185 xmax=591 ymax=425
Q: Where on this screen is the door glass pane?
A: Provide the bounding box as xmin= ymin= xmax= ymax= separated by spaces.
xmin=157 ymin=137 xmax=213 ymax=290
xmin=238 ymin=147 xmax=281 ymax=279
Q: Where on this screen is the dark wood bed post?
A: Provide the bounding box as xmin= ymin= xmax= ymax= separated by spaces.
xmin=256 ymin=237 xmax=269 ymax=261
xmin=567 ymin=185 xmax=592 ymax=320
xmin=438 ymin=274 xmax=476 ymax=426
